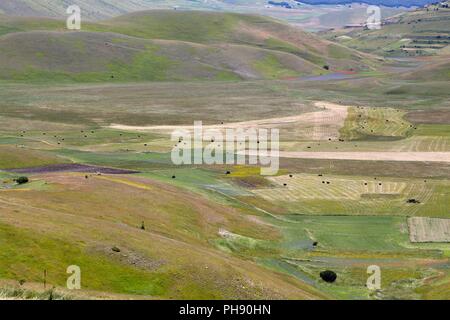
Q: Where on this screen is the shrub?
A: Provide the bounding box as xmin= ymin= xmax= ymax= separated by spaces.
xmin=320 ymin=270 xmax=337 ymax=283
xmin=15 ymin=177 xmax=29 ymax=184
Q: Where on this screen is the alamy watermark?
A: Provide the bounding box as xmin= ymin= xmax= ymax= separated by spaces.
xmin=367 ymin=265 xmax=381 ymax=290
xmin=66 ymin=265 xmax=81 ymax=290
xmin=367 ymin=6 xmax=381 ymax=30
xmin=171 ymin=121 xmax=279 ymax=175
xmin=66 ymin=5 xmax=81 ymax=30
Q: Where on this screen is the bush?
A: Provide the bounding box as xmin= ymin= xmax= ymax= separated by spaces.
xmin=15 ymin=177 xmax=29 ymax=184
xmin=320 ymin=270 xmax=337 ymax=283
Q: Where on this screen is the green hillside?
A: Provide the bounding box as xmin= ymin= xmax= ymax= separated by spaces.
xmin=401 ymin=58 xmax=450 ymax=81
xmin=98 ymin=11 xmax=374 ymax=69
xmin=0 ymin=11 xmax=376 ymax=83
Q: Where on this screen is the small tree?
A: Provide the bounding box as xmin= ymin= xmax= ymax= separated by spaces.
xmin=15 ymin=177 xmax=29 ymax=184
xmin=320 ymin=270 xmax=337 ymax=283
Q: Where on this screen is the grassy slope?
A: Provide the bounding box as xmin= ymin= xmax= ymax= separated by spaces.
xmin=401 ymin=59 xmax=450 ymax=81
xmin=0 ymin=31 xmax=320 ymax=82
xmin=0 ymin=171 xmax=326 ymax=299
xmin=0 ymin=145 xmax=67 ymax=169
xmin=99 ymin=11 xmax=375 ymax=68
xmin=0 ymin=11 xmax=376 ymax=83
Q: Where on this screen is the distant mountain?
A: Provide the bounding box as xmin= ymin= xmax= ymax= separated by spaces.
xmin=295 ymin=0 xmax=435 ymax=7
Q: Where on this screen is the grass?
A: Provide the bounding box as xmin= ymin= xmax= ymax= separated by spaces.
xmin=54 ymin=149 xmax=174 ymax=170
xmin=273 ymin=215 xmax=410 ymax=252
xmin=253 ymin=213 xmax=446 ymax=299
xmin=417 ymin=272 xmax=450 ymax=299
xmin=108 ymin=45 xmax=174 ymax=81
xmin=264 ymin=38 xmax=325 ymax=66
xmin=0 ymin=286 xmax=73 ymax=300
xmin=0 ymin=145 xmax=67 ymax=169
xmin=97 ymin=11 xmax=241 ymax=43
xmin=415 ymin=124 xmax=450 ymax=136
xmin=0 ymin=170 xmax=322 ymax=299
xmin=253 ymin=54 xmax=300 ymax=79
xmin=0 ymin=223 xmax=171 ymax=296
xmin=327 ymin=44 xmax=353 ymax=59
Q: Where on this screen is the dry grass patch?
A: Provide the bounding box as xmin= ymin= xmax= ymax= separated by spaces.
xmin=408 ymin=217 xmax=450 ymax=243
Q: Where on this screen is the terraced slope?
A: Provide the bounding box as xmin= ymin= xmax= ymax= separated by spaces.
xmin=326 ymin=2 xmax=450 ymax=57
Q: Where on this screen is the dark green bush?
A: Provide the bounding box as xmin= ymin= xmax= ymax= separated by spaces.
xmin=320 ymin=270 xmax=337 ymax=283
xmin=15 ymin=177 xmax=29 ymax=184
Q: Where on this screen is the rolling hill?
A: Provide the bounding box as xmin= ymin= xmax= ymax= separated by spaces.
xmin=401 ymin=57 xmax=450 ymax=81
xmin=0 ymin=10 xmax=377 ymax=82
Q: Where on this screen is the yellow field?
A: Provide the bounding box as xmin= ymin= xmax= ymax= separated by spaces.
xmin=340 ymin=107 xmax=413 ymax=140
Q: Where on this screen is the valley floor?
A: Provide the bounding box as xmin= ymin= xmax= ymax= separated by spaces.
xmin=0 ymin=56 xmax=449 ymax=299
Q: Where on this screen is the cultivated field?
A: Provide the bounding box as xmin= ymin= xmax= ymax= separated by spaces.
xmin=252 ymin=173 xmax=448 ymax=216
xmin=408 ymin=217 xmax=450 ymax=243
